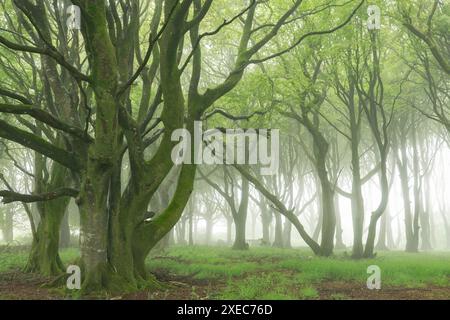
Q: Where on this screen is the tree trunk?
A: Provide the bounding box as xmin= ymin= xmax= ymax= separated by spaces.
xmin=409 ymin=127 xmax=421 ymax=252
xmin=348 ymin=102 xmax=365 ymax=257
xmin=272 ymin=212 xmax=284 ymax=247
xmin=350 ymin=175 xmax=365 ymax=257
xmin=420 ymin=176 xmax=432 ymax=250
xmin=232 ymin=175 xmax=249 ymax=250
xmin=4 ymin=210 xmax=14 ymax=243
xmin=312 ymin=182 xmax=322 ymax=242
xmin=189 ymin=205 xmax=194 ymax=246
xmin=60 ymin=210 xmax=71 ymax=248
xmin=364 ymin=171 xmax=389 ymax=256
xmin=260 ymin=200 xmax=271 ymax=245
xmin=397 ymin=143 xmax=415 ymax=252
xmin=386 ymin=212 xmax=395 ymax=249
xmin=334 ymin=195 xmax=346 ymax=250
xmin=24 ymin=203 xmax=67 ymax=275
xmin=25 ymin=161 xmax=70 ymax=276
xmin=1 ymin=206 xmax=13 ymax=243
xmin=205 ymin=219 xmax=213 ymax=245
xmin=283 ymin=219 xmax=292 ymax=248
xmin=177 ymin=218 xmax=187 ymax=245
xmin=375 ymin=206 xmax=389 ymax=251
xmin=233 ymin=214 xmax=248 ymax=250
xmin=316 ymin=154 xmax=336 ymax=256
xmin=226 ymin=217 xmax=233 ymax=244
xmin=363 ymin=159 xmax=389 ymax=258
xmin=440 ymin=210 xmax=450 ymax=249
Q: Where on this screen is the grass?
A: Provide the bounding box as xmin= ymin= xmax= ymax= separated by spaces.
xmin=0 ymin=248 xmax=79 ymax=273
xmin=147 ymin=246 xmax=450 ymax=286
xmin=1 ymin=245 xmax=449 ymax=299
xmin=299 ymin=286 xmax=319 ymax=299
xmin=145 ymin=246 xmax=450 ymax=299
xmin=220 ymin=273 xmax=296 ymax=300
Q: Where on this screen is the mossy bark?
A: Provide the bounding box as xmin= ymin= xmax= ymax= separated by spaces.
xmin=24 ymin=208 xmax=66 ymax=275
xmin=25 ymin=157 xmax=70 ymax=276
xmin=60 ymin=211 xmax=71 ymax=248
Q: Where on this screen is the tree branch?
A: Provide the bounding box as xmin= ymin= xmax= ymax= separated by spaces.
xmin=0 ymin=103 xmax=93 ymax=142
xmin=0 ymin=187 xmax=79 ymax=204
xmin=0 ymin=119 xmax=82 ymax=171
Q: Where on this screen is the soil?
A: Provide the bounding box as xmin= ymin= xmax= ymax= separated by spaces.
xmin=317 ymin=280 xmax=450 ymax=300
xmin=0 ymin=269 xmax=448 ymax=300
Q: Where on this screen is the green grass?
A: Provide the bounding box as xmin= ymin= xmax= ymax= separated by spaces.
xmin=0 ymin=252 xmax=28 ymax=272
xmin=147 ymin=246 xmax=450 ymax=287
xmin=147 ymin=246 xmax=450 ymax=299
xmin=219 ymin=273 xmax=296 ymax=300
xmin=1 ymin=245 xmax=449 ymax=299
xmin=278 ymin=251 xmax=450 ymax=287
xmin=299 ymin=286 xmax=319 ymax=299
xmin=0 ymin=248 xmax=79 ymax=273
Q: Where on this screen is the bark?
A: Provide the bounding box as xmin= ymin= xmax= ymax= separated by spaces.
xmin=132 ymin=164 xmax=197 ymax=280
xmin=360 ymin=32 xmax=389 ymax=258
xmin=234 ymin=164 xmax=322 ymax=255
xmin=350 ymin=162 xmax=365 ymax=257
xmin=0 ymin=0 xmax=365 ymax=294
xmin=272 ymin=212 xmax=284 ymax=247
xmin=375 ymin=206 xmax=389 ymax=251
xmin=189 ymin=206 xmax=194 ymax=246
xmin=397 ymin=142 xmax=414 ymax=251
xmin=60 ymin=210 xmax=71 ymax=248
xmin=420 ymin=175 xmax=433 ymax=251
xmin=363 ymin=158 xmax=389 ymax=258
xmin=305 ymin=113 xmax=336 ymax=256
xmin=226 ymin=216 xmax=233 ymax=244
xmin=257 ymin=197 xmax=271 ymax=245
xmin=348 ymin=85 xmax=365 ymax=257
xmin=283 ymin=219 xmax=292 ymax=248
xmin=24 ymin=203 xmax=67 ymax=275
xmin=386 ymin=212 xmax=395 ymax=249
xmin=1 ymin=206 xmax=13 ymax=242
xmin=232 ymin=175 xmax=249 ymax=250
xmin=176 ymin=218 xmax=187 ymax=245
xmin=408 ymin=126 xmax=421 ymax=252
xmin=334 ymin=195 xmax=346 ymax=250
xmin=25 ymin=158 xmax=71 ymax=276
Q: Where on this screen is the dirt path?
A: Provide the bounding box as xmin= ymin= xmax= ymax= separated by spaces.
xmin=0 ymin=270 xmax=56 ymax=300
xmin=317 ymin=281 xmax=450 ymax=300
xmin=0 ymin=270 xmax=448 ymax=300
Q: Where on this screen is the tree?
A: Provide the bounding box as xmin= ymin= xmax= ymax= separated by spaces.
xmin=400 ymin=0 xmax=450 ymax=75
xmin=0 ymin=0 xmax=364 ymax=291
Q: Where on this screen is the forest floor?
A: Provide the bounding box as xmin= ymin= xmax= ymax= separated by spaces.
xmin=0 ymin=245 xmax=449 ymax=300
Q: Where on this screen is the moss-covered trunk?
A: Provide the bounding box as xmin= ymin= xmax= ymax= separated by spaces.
xmin=24 ymin=205 xmax=66 ymax=275
xmin=132 ymin=164 xmax=197 ymax=279
xmin=60 ymin=211 xmax=71 ymax=249
xmin=25 ymin=157 xmax=70 ymax=275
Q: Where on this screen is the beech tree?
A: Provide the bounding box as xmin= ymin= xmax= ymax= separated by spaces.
xmin=0 ymin=0 xmax=364 ymax=291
